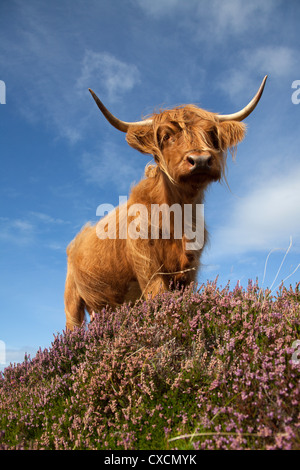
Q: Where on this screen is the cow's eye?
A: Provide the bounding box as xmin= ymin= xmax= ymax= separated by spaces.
xmin=208 ymin=127 xmax=220 ymax=150
xmin=159 ymin=132 xmax=172 ymax=147
xmin=158 ymin=125 xmax=179 ymax=147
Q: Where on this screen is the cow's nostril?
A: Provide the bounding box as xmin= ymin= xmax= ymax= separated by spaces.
xmin=187 ymin=154 xmax=213 ymax=170
xmin=206 ymin=156 xmax=213 ymax=167
xmin=187 ymin=156 xmax=195 ymax=166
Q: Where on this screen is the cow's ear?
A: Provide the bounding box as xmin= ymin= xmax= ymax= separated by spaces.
xmin=219 ymin=121 xmax=246 ymax=150
xmin=126 ymin=125 xmax=156 ymax=155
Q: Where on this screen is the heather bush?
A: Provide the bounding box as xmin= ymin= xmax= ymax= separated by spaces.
xmin=0 ymin=279 xmax=299 ymax=450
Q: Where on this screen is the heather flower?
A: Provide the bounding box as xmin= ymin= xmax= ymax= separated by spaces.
xmin=0 ymin=279 xmax=299 ymax=450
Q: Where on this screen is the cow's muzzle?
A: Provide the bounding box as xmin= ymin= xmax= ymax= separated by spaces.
xmin=187 ymin=154 xmax=213 ymax=173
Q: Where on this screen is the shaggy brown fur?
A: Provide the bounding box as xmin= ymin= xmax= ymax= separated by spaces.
xmin=65 ymin=105 xmax=245 ymax=330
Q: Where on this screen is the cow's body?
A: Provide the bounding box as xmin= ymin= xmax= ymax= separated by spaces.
xmin=65 ymin=169 xmax=206 ymax=329
xmin=64 ymin=78 xmax=267 ymax=330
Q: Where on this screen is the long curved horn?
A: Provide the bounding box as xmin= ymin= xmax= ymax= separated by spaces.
xmin=89 ymin=89 xmax=153 ymax=132
xmin=218 ymin=75 xmax=267 ymax=122
xmin=89 ymin=75 xmax=267 ymax=130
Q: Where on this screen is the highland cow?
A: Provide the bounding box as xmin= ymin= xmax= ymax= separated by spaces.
xmin=64 ymin=76 xmax=267 ymax=330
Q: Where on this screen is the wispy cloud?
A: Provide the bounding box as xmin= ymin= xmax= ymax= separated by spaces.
xmin=248 ymin=46 xmax=297 ymax=79
xmin=134 ymin=0 xmax=184 ymax=17
xmin=0 ymin=212 xmax=70 ymax=245
xmin=81 ymin=142 xmax=146 ymax=192
xmin=29 ymin=212 xmax=67 ymax=226
xmin=0 ymin=217 xmax=35 ymax=245
xmin=202 ymin=0 xmax=277 ymax=37
xmin=211 ymin=164 xmax=300 ymax=256
xmin=219 ymin=46 xmax=297 ymax=101
xmin=0 ymin=2 xmax=83 ymax=142
xmin=0 ymin=346 xmax=39 ymax=371
xmin=135 ymin=0 xmax=277 ymax=37
xmin=0 ymin=3 xmax=141 ymax=143
xmin=76 ymin=50 xmax=141 ymax=103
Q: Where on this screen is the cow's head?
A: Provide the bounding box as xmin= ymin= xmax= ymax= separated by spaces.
xmin=89 ymin=76 xmax=267 ymax=193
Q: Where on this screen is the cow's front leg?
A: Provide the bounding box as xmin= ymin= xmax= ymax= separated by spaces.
xmin=139 ymin=273 xmax=169 ymax=299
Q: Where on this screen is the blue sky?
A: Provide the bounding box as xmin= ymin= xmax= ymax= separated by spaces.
xmin=1 ymin=0 xmax=300 ymax=369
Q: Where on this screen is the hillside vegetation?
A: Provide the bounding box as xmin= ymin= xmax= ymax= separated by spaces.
xmin=1 ymin=280 xmax=299 ymax=450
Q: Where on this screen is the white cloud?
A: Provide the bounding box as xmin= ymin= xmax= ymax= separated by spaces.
xmin=134 ymin=0 xmax=183 ymax=17
xmin=219 ymin=45 xmax=297 ymax=101
xmin=0 ymin=217 xmax=35 ymax=244
xmin=211 ymin=164 xmax=300 ymax=256
xmin=135 ymin=0 xmax=277 ymax=36
xmin=248 ymin=46 xmax=296 ymax=79
xmin=76 ymin=51 xmax=141 ymax=103
xmin=0 ymin=3 xmax=140 ymax=143
xmin=8 ymin=47 xmax=140 ymax=143
xmin=0 ymin=2 xmax=83 ymax=143
xmin=0 ymin=346 xmax=39 ymax=372
xmin=205 ymin=0 xmax=277 ymax=35
xmin=29 ymin=211 xmax=67 ymax=225
xmin=81 ymin=142 xmax=145 ymax=192
xmin=11 ymin=219 xmax=34 ymax=233
xmin=0 ymin=212 xmax=69 ymax=245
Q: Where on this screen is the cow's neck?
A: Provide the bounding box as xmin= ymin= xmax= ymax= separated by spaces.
xmin=158 ymin=168 xmax=206 ymax=207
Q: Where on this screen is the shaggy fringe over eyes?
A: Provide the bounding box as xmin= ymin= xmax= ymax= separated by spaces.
xmin=126 ymin=105 xmax=246 ymax=185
